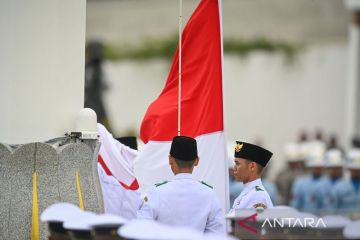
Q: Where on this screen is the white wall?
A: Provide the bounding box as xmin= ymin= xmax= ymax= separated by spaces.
xmin=223 ymin=43 xmax=348 ymax=177
xmin=0 ymin=0 xmax=86 ymax=144
xmin=104 ymin=43 xmax=348 ymax=178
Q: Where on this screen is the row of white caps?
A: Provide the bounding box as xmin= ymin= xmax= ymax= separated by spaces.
xmin=284 ymin=141 xmax=360 ymax=169
xmin=41 ymin=202 xmax=235 ymax=240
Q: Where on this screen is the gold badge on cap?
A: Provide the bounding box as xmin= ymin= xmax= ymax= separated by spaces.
xmin=235 ymin=143 xmax=243 ymax=152
xmin=253 ymin=203 xmax=267 ymax=209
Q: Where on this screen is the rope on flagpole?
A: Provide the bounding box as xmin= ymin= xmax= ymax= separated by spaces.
xmin=178 ymin=0 xmax=182 ymax=136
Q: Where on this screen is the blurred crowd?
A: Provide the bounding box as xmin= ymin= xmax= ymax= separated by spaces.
xmin=229 ymin=131 xmax=360 ymax=219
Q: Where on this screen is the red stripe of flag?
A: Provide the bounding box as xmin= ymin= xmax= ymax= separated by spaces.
xmin=98 ymin=155 xmax=139 ymax=190
xmin=140 ymin=0 xmax=223 ymax=143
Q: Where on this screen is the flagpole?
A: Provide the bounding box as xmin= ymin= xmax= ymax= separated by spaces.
xmin=218 ymin=0 xmax=231 ymax=226
xmin=178 ymin=0 xmax=182 ymax=136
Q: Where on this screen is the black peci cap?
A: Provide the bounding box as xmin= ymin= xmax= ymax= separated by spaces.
xmin=170 ymin=136 xmax=198 ymax=161
xmin=234 ymin=141 xmax=272 ymax=167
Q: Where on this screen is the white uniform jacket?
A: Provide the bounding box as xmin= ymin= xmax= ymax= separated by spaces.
xmin=230 ymin=178 xmax=273 ymax=212
xmin=137 ymin=173 xmax=224 ymax=234
xmin=98 ymin=164 xmax=141 ymax=220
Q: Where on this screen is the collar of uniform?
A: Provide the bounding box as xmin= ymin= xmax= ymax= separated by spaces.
xmin=174 ymin=173 xmax=194 ymax=180
xmin=243 ymin=178 xmax=262 ymax=191
xmin=230 ymin=178 xmax=263 ymax=210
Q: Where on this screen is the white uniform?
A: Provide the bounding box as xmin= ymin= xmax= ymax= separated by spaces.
xmin=137 ymin=173 xmax=224 ymax=234
xmin=230 ymin=178 xmax=273 ymax=212
xmin=98 ymin=164 xmax=142 ymax=220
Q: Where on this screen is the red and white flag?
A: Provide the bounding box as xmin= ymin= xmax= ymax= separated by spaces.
xmin=135 ymin=0 xmax=229 ymax=213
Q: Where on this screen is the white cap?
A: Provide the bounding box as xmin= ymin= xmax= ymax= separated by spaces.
xmin=305 ymin=142 xmax=326 ymax=167
xmin=325 ymin=149 xmax=343 ymax=167
xmin=169 ymin=227 xmax=204 ymax=240
xmin=203 ymin=233 xmax=237 ymax=240
xmin=284 ymin=143 xmax=302 ymax=162
xmin=256 ymin=207 xmax=299 ymax=222
xmin=347 ymin=149 xmax=360 ymax=170
xmin=40 ymin=202 xmax=82 ymax=223
xmin=316 ymin=215 xmax=351 ymax=229
xmin=225 ymin=209 xmax=257 ymax=220
xmin=299 ymin=142 xmax=312 ymax=159
xmin=118 ymin=219 xmax=202 ymax=240
xmin=272 ymin=205 xmax=299 ymax=212
xmin=343 ymin=220 xmax=360 ymax=239
xmin=290 ymin=212 xmax=319 ymax=227
xmin=63 ymin=211 xmax=97 ymax=231
xmin=87 ymin=214 xmax=127 ymax=228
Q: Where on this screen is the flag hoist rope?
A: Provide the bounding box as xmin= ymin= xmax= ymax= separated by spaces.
xmin=178 ymin=0 xmax=182 ymax=136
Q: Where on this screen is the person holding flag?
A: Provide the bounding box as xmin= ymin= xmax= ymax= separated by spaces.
xmin=137 ymin=135 xmax=224 ymax=233
xmin=97 ymin=123 xmax=142 ymax=220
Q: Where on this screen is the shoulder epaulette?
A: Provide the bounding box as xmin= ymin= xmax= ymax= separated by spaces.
xmin=200 ymin=181 xmax=213 ymax=189
xmin=255 ymin=186 xmax=264 ymax=191
xmin=155 ymin=181 xmax=169 ymax=187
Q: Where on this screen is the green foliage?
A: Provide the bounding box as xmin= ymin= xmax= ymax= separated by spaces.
xmin=103 ymin=36 xmax=178 ymax=61
xmin=102 ymin=35 xmax=300 ymax=62
xmin=224 ymin=38 xmax=300 ymax=62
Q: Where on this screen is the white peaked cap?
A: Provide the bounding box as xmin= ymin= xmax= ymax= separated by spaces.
xmin=87 ymin=214 xmax=127 ymax=228
xmin=40 ymin=202 xmax=82 ymax=223
xmin=118 ymin=219 xmax=203 ymax=240
xmin=225 ymin=209 xmax=257 ymax=220
xmin=290 ymin=212 xmax=319 ymax=227
xmin=305 ymin=142 xmax=326 ymax=167
xmin=317 ymin=215 xmax=351 ymax=229
xmin=284 ymin=143 xmax=302 ymax=162
xmin=273 ymin=205 xmax=299 ymax=211
xmin=256 ymin=207 xmax=299 ymax=223
xmin=63 ymin=211 xmax=97 ymax=231
xmin=299 ymin=142 xmax=312 ymax=159
xmin=325 ymin=149 xmax=343 ymax=167
xmin=347 ymin=149 xmax=360 ymax=169
xmin=343 ymin=220 xmax=360 ymax=239
xmin=203 ymin=233 xmax=237 ymax=240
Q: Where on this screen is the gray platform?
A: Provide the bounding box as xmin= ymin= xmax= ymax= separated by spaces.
xmin=0 ymin=138 xmax=102 ymax=240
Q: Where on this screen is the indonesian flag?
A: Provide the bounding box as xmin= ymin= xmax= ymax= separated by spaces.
xmin=135 ymin=0 xmax=229 ymax=213
xmin=97 ymin=123 xmax=141 ymax=219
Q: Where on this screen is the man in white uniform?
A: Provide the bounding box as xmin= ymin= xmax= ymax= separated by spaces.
xmin=137 ymin=136 xmax=224 ymax=233
xmin=229 ymin=141 xmax=274 ymax=212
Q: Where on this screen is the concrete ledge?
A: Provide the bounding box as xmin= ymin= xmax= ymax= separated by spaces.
xmin=0 ymin=138 xmax=101 ymax=240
